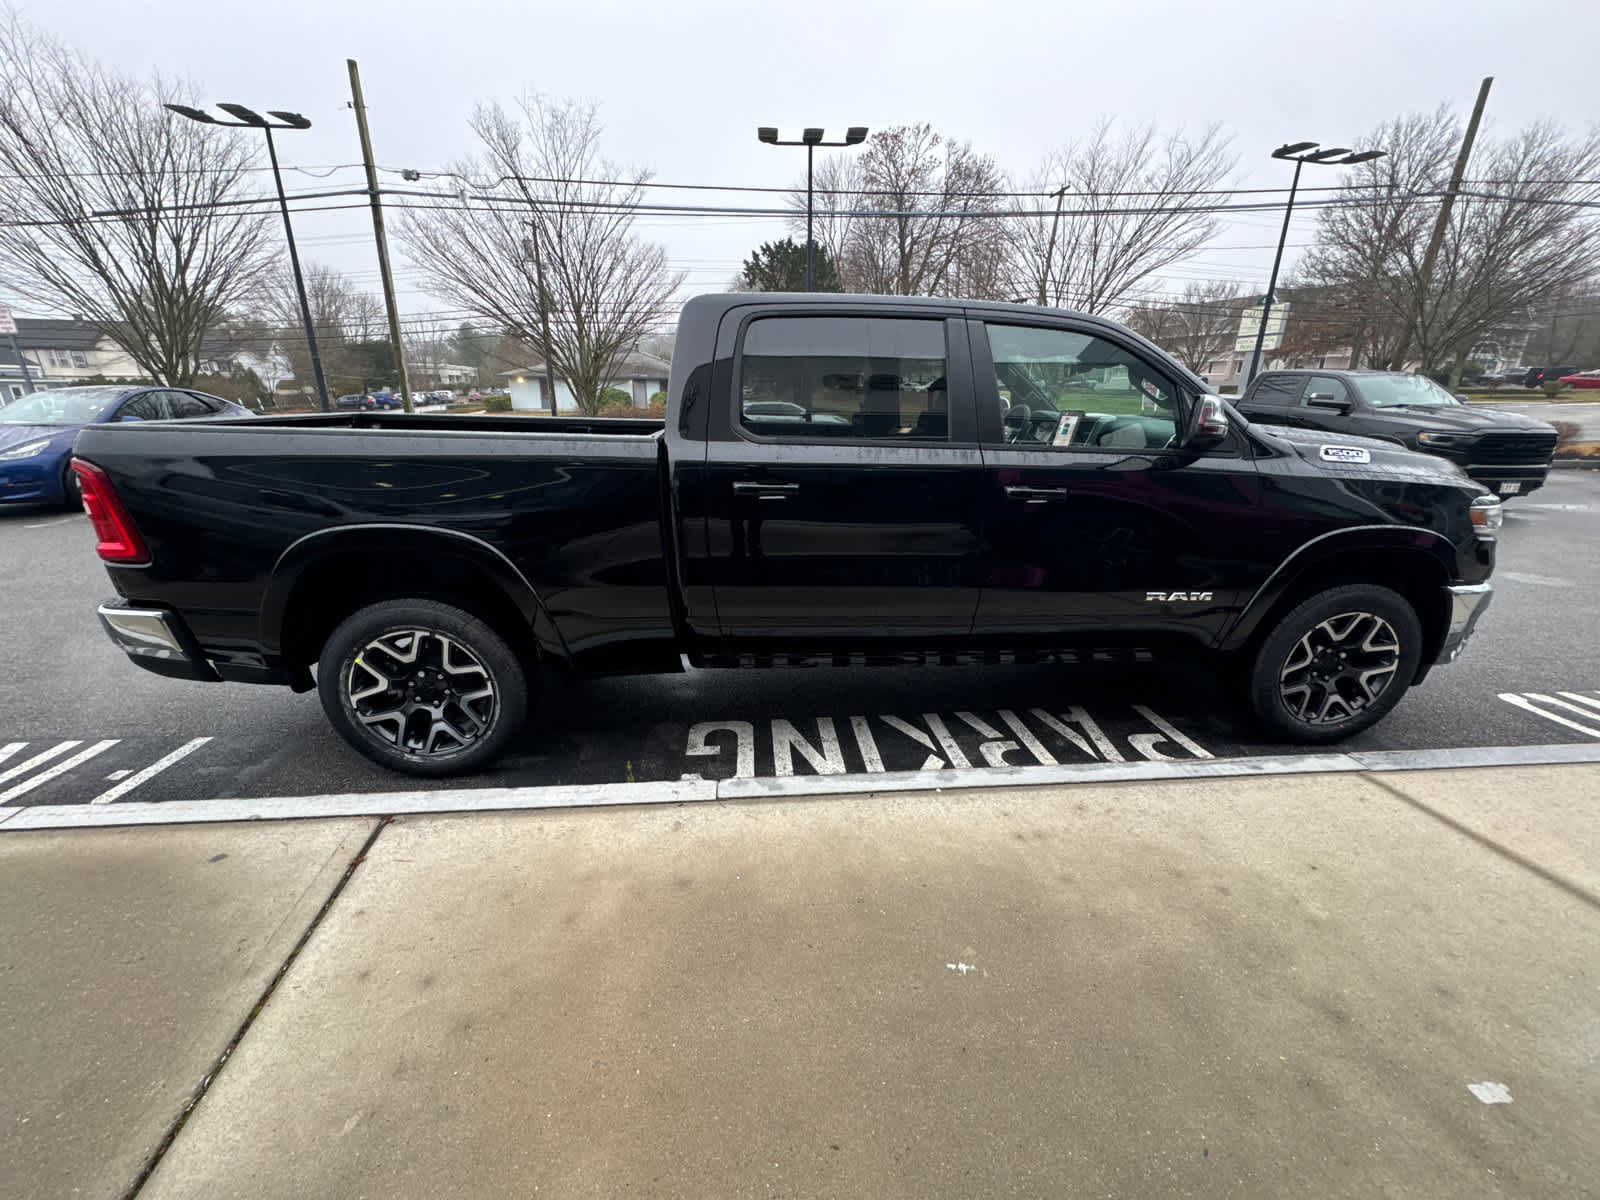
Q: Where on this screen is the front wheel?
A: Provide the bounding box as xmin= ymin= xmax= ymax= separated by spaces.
xmin=317 ymin=599 xmax=529 ymax=776
xmin=1247 ymin=585 xmax=1422 ymax=743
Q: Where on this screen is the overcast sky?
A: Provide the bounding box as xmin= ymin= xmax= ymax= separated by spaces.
xmin=9 ymin=0 xmax=1599 ymax=330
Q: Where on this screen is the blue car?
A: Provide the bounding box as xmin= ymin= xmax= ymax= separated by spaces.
xmin=0 ymin=384 xmax=253 ymax=509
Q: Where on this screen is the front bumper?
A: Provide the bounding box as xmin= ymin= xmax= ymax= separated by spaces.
xmin=97 ymin=603 xmax=221 ymax=682
xmin=0 ymin=460 xmax=64 ymax=505
xmin=1463 ymin=462 xmax=1550 ymax=497
xmin=1439 ymin=582 xmax=1493 ymax=664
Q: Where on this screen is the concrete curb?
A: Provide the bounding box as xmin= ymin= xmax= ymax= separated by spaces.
xmin=3 ymin=742 xmax=1598 ymax=831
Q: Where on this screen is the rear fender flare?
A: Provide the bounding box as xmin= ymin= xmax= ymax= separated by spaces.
xmin=260 ymin=524 xmax=570 ymax=663
xmin=1217 ymin=524 xmax=1458 ymax=653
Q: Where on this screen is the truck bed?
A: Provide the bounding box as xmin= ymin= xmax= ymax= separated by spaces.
xmin=73 ymin=414 xmax=679 ymax=681
xmin=237 ymin=410 xmax=667 ymax=437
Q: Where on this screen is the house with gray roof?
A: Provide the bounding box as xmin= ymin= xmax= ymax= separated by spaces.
xmin=1 ymin=317 xmax=142 ymax=401
xmin=502 ymin=347 xmax=671 ymax=412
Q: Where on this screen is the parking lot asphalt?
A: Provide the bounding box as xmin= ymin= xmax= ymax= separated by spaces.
xmin=4 ymin=470 xmax=1598 ymax=818
xmin=3 ymin=763 xmax=1595 ymax=1199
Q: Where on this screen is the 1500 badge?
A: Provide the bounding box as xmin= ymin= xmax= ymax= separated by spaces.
xmin=1320 ymin=444 xmax=1372 ymax=464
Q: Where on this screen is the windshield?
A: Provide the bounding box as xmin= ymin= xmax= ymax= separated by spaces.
xmin=0 ymin=386 xmax=126 ymax=425
xmin=1361 ymin=375 xmax=1461 ymax=408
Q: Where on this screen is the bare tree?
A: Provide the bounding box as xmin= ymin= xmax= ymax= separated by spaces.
xmin=1010 ymin=119 xmax=1235 ymax=314
xmin=1125 ymin=280 xmax=1244 ymax=373
xmin=398 ymin=95 xmax=683 ymax=415
xmin=1296 ymin=109 xmax=1461 ymax=371
xmin=345 ymin=290 xmax=387 ymax=344
xmin=257 ymin=263 xmax=386 ymax=395
xmin=0 ymin=15 xmax=277 ymax=385
xmin=1300 ymin=110 xmax=1600 ymax=375
xmin=795 ymin=155 xmax=864 ymax=285
xmin=792 ymin=124 xmax=1010 ymax=298
xmin=402 ymin=313 xmax=458 ymax=390
xmin=1524 ymin=284 xmax=1600 ymax=366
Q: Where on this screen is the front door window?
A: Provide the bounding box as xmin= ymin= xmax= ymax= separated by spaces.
xmin=984 ymin=324 xmax=1178 ymax=451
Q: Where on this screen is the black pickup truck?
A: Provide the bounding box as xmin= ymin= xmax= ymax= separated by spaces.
xmin=1234 ymin=368 xmax=1559 ymax=498
xmin=73 ymin=294 xmax=1501 ymax=776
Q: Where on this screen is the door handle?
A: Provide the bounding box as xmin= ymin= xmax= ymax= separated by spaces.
xmin=1004 ymin=485 xmax=1071 ymax=500
xmin=733 ymin=480 xmax=799 ymax=500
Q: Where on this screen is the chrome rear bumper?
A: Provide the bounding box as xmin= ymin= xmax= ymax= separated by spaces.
xmin=97 ymin=603 xmax=220 ymax=682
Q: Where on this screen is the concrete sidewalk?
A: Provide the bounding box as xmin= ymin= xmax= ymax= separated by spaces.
xmin=3 ymin=764 xmax=1597 ymax=1199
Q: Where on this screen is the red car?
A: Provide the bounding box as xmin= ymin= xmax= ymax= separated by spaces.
xmin=1558 ymin=371 xmax=1600 ymax=389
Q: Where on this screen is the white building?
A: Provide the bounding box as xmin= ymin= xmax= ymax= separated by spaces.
xmin=504 ymin=348 xmax=671 ymax=413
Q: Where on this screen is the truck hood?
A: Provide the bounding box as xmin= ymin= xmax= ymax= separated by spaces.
xmin=1373 ymin=404 xmax=1557 ymax=434
xmin=1251 ymin=423 xmax=1475 ymax=486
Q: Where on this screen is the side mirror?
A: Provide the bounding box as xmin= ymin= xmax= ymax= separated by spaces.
xmin=1453 ymin=393 xmax=1469 ymax=403
xmin=118 ymin=414 xmax=144 ymax=422
xmin=1184 ymin=394 xmax=1230 ymax=449
xmin=1306 ymin=392 xmax=1354 ymax=414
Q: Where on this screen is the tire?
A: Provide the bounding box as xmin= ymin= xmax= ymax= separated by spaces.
xmin=1247 ymin=584 xmax=1422 ymax=743
xmin=61 ymin=462 xmax=83 ymax=511
xmin=317 ymin=599 xmax=530 ymax=777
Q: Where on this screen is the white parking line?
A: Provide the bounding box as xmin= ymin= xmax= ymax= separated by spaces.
xmin=0 ymin=742 xmax=26 ymax=768
xmin=1131 ymin=706 xmax=1215 ymax=759
xmin=90 ymin=737 xmax=213 ymax=805
xmin=1498 ymin=693 xmax=1600 ymax=739
xmin=23 ymin=516 xmax=79 ymax=529
xmin=0 ymin=740 xmax=119 ymax=803
xmin=0 ymin=741 xmax=80 ymax=786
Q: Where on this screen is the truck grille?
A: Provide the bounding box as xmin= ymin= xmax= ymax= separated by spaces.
xmin=1472 ymin=431 xmax=1557 ymax=463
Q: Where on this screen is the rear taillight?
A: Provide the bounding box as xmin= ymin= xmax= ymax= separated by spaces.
xmin=71 ymin=458 xmax=150 ymax=564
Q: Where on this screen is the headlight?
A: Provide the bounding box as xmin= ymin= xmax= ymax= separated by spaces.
xmin=1418 ymin=431 xmax=1468 ymax=447
xmin=1470 ymin=494 xmax=1503 ymax=534
xmin=0 ymin=438 xmax=51 ymax=460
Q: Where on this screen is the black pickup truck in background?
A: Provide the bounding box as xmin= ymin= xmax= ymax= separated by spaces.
xmin=1234 ymin=368 xmax=1559 ymax=498
xmin=73 ymin=294 xmax=1501 ymax=776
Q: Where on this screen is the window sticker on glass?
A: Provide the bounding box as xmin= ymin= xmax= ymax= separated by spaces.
xmin=1051 ymin=410 xmax=1085 ymax=446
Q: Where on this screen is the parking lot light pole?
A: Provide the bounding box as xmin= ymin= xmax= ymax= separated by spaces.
xmin=757 ymin=125 xmax=868 ymax=291
xmin=164 ymin=102 xmax=330 ymax=411
xmin=1245 ymin=141 xmax=1386 ymax=386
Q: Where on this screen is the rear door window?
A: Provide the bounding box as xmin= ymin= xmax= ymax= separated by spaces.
xmin=1246 ymin=375 xmax=1306 ymax=408
xmin=168 ymin=392 xmax=221 ymax=418
xmin=116 ymin=391 xmax=172 ymax=421
xmin=737 ymin=316 xmax=950 ymax=442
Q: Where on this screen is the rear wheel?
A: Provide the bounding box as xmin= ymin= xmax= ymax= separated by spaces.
xmin=317 ymin=599 xmax=529 ymax=776
xmin=1247 ymin=585 xmax=1421 ymax=743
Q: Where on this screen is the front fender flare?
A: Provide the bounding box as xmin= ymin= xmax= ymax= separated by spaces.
xmin=1217 ymin=524 xmax=1458 ymax=653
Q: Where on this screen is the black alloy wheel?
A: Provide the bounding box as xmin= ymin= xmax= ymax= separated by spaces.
xmin=318 ymin=599 xmax=529 ymax=776
xmin=1248 ymin=585 xmax=1422 ymax=743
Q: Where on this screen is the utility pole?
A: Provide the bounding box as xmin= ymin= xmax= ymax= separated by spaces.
xmin=1390 ymin=76 xmax=1493 ymax=372
xmin=524 ymin=217 xmax=559 ymax=415
xmin=347 ymin=58 xmax=414 ymax=413
xmin=1039 ymin=185 xmax=1068 ymax=306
